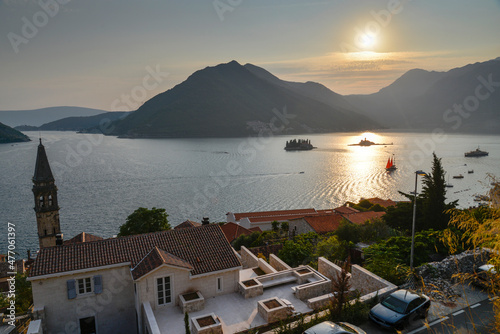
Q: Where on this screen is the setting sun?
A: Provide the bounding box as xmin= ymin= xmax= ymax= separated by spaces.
xmin=359 ymin=33 xmax=377 ymax=50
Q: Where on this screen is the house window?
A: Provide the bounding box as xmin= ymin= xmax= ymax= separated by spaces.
xmin=157 ymin=276 xmax=172 ymax=305
xmin=77 ymin=277 xmax=93 ymax=295
xmin=216 ymin=277 xmax=223 ymax=293
xmin=79 ymin=316 xmax=96 ymax=334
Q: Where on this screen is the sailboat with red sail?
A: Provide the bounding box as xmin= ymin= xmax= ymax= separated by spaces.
xmin=385 ymin=155 xmax=397 ymax=171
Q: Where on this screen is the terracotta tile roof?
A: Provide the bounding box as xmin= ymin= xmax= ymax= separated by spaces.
xmin=248 ymin=213 xmax=317 ymax=223
xmin=317 ymin=209 xmax=336 ymax=214
xmin=363 ymin=197 xmax=397 ymax=208
xmin=63 ymin=232 xmax=103 ymax=245
xmin=220 ymin=223 xmax=255 ymax=243
xmin=231 ymin=208 xmax=318 ymax=221
xmin=174 ymin=220 xmax=202 ymax=229
xmin=334 ymin=206 xmax=359 ymax=214
xmin=301 ymin=214 xmax=345 ymax=234
xmin=131 ymin=247 xmax=193 ymax=280
xmin=30 ymin=224 xmax=241 ymax=278
xmin=341 ymin=211 xmax=385 ymax=225
xmin=249 ymin=227 xmax=262 ymax=233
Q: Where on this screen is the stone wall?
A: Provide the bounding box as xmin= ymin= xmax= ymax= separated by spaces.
xmin=351 ymin=265 xmax=395 ymax=296
xmin=417 ymin=249 xmax=491 ymax=280
xmin=294 ymin=280 xmax=331 ymax=301
xmin=317 ymin=257 xmax=342 ymax=281
xmin=269 ymin=254 xmax=291 ymax=271
xmin=30 ymin=265 xmax=137 ymax=334
xmin=288 ymin=218 xmax=314 ymax=238
xmin=240 ymin=246 xmax=259 ymax=269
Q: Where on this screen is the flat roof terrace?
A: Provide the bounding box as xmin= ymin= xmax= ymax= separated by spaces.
xmin=153 ymin=268 xmax=315 ymax=333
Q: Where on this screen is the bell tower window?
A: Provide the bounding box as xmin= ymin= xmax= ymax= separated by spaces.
xmin=48 ymin=195 xmax=53 ymax=206
xmin=39 ymin=196 xmax=44 ymax=208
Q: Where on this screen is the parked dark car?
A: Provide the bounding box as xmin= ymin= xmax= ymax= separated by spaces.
xmin=303 ymin=321 xmax=366 ymax=334
xmin=474 ymin=264 xmax=497 ymax=289
xmin=369 ymin=289 xmax=430 ymax=330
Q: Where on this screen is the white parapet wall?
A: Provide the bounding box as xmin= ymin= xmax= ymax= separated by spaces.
xmin=142 ymin=301 xmax=161 ymax=334
xmin=258 ymin=258 xmax=277 ymax=274
xmin=27 ymin=319 xmax=43 ymax=334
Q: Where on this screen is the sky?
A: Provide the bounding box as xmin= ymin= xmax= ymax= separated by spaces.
xmin=1 ymin=0 xmax=499 ymax=111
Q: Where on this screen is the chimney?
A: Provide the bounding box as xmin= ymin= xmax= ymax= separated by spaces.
xmin=202 ymin=217 xmax=210 ymax=225
xmin=55 ymin=233 xmax=64 ymax=246
xmin=27 ymin=250 xmax=31 ymax=260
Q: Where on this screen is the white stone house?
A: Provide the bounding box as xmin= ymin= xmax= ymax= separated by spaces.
xmin=28 ymin=224 xmax=242 ymax=334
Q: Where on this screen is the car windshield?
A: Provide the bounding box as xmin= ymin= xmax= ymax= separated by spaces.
xmin=381 ymin=295 xmax=408 ymax=314
xmin=337 ymin=323 xmax=356 ymax=333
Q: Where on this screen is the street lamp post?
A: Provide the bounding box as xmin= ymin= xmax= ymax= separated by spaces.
xmin=410 ymin=170 xmax=426 ymax=270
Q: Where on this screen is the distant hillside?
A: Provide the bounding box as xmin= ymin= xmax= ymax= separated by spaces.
xmin=0 ymin=122 xmax=30 ymax=144
xmin=0 ymin=106 xmax=107 ymax=127
xmin=15 ymin=112 xmax=129 ymax=133
xmin=244 ymin=63 xmax=357 ymax=112
xmin=110 ymin=61 xmax=379 ymax=138
xmin=345 ymin=58 xmax=500 ymax=133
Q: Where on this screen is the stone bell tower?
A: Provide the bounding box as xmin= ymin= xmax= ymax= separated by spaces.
xmin=33 ymin=139 xmax=61 ymax=248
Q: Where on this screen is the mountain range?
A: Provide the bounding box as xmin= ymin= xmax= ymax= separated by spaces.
xmin=0 ymin=106 xmax=107 ymax=128
xmin=345 ymin=57 xmax=500 ymax=133
xmin=108 ymin=61 xmax=377 ymax=138
xmin=2 ymin=58 xmax=499 ymax=137
xmin=15 ymin=112 xmax=129 ymax=133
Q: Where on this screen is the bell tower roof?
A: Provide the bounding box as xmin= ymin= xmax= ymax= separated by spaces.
xmin=33 ymin=138 xmax=54 ymax=183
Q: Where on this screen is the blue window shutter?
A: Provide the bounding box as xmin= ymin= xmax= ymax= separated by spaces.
xmin=94 ymin=275 xmax=103 ymax=294
xmin=67 ymin=279 xmax=76 ymax=299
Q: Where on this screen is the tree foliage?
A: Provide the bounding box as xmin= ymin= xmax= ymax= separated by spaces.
xmin=345 ymin=199 xmax=387 ymax=213
xmin=443 ymin=206 xmax=500 ymax=331
xmin=271 ymin=220 xmax=280 ymax=232
xmin=278 ymin=232 xmax=317 ymax=267
xmin=420 ymin=153 xmax=457 ymax=230
xmin=384 ymin=153 xmax=457 ymax=233
xmin=330 ymin=259 xmax=351 ymax=320
xmin=334 ymin=220 xmax=361 ymax=244
xmin=118 ymin=207 xmax=171 ymax=236
xmin=232 ymin=231 xmax=261 ymax=251
xmin=364 ymin=229 xmax=449 ymax=284
xmin=314 ymin=235 xmax=347 ymax=263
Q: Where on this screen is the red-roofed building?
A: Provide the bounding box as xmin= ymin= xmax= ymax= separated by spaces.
xmin=333 ymin=206 xmax=359 ymax=214
xmin=28 ymin=224 xmax=241 ymax=334
xmin=63 ymin=232 xmax=104 ymax=245
xmin=220 ymin=222 xmax=261 ymax=244
xmin=227 ymin=208 xmax=329 ymax=231
xmin=289 ymin=214 xmax=344 ymax=235
xmin=341 ymin=211 xmax=385 ymax=225
xmin=174 ymin=219 xmax=202 ymax=229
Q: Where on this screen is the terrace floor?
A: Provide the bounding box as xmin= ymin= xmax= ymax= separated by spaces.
xmin=154 ymin=269 xmax=313 ymax=333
